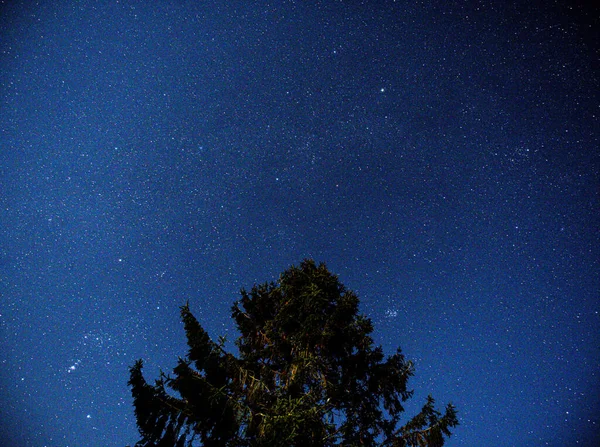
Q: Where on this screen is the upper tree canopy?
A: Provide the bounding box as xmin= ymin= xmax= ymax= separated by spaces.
xmin=128 ymin=259 xmax=458 ymax=447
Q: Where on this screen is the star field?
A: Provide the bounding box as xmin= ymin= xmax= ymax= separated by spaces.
xmin=0 ymin=1 xmax=598 ymax=446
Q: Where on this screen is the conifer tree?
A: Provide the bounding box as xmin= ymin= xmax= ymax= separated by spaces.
xmin=128 ymin=259 xmax=458 ymax=446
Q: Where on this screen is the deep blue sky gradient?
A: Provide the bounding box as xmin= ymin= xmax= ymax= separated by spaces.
xmin=1 ymin=1 xmax=598 ymax=446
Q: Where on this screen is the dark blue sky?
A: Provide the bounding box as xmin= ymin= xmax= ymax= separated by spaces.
xmin=1 ymin=1 xmax=598 ymax=446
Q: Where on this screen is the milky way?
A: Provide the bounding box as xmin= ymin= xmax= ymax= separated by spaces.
xmin=1 ymin=1 xmax=598 ymax=446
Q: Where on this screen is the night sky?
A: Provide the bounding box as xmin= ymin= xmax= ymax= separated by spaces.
xmin=1 ymin=1 xmax=598 ymax=446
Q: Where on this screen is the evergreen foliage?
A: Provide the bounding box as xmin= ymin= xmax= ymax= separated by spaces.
xmin=128 ymin=259 xmax=458 ymax=446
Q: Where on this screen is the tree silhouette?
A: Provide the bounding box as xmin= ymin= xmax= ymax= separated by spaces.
xmin=128 ymin=259 xmax=458 ymax=446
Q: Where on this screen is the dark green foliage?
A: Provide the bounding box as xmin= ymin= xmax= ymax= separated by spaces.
xmin=128 ymin=260 xmax=458 ymax=446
